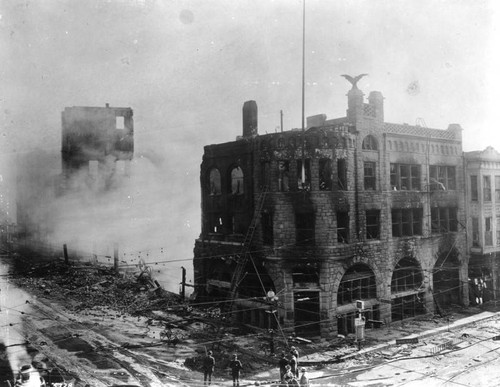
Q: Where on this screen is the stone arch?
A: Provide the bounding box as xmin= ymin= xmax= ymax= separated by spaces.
xmin=337 ymin=263 xmax=377 ymax=306
xmin=433 ymin=243 xmax=461 ymax=308
xmin=391 ymin=257 xmax=424 ymax=293
xmin=228 ymin=165 xmax=244 ymax=195
xmin=208 ymin=167 xmax=221 ymax=195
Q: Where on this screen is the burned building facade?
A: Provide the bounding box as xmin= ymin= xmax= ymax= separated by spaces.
xmin=61 ymin=104 xmax=134 ymax=192
xmin=194 ymin=86 xmax=468 ymax=338
xmin=465 ymin=147 xmax=500 ymax=304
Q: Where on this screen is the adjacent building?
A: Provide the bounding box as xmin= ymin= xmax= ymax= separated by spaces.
xmin=194 ymin=83 xmax=468 ymax=338
xmin=465 ymin=147 xmax=500 ymax=304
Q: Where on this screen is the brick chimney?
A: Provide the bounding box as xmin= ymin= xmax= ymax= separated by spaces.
xmin=242 ymin=100 xmax=258 ymax=137
xmin=346 ymin=88 xmax=364 ymax=124
xmin=368 ymin=91 xmax=384 ymax=122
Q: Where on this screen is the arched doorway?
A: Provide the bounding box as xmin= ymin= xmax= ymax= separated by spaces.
xmin=391 ymin=257 xmax=426 ymax=321
xmin=293 ymin=264 xmax=320 ymax=337
xmin=337 ymin=264 xmax=379 ymax=335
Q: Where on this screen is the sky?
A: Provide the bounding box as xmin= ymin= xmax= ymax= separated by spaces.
xmin=1 ymin=0 xmax=499 ymax=291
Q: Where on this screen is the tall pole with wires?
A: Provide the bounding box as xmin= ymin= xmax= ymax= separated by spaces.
xmin=300 ymin=0 xmax=306 ymax=186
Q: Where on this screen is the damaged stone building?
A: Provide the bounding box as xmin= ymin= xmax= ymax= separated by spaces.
xmin=194 ymin=84 xmax=468 ymax=338
xmin=61 ymin=104 xmax=134 ymax=192
xmin=465 ymin=147 xmax=500 ymax=305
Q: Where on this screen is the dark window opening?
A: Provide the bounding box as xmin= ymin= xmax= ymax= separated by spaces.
xmin=431 ymin=207 xmax=458 ymax=233
xmin=319 ymin=158 xmax=333 ymax=191
xmin=260 ymin=161 xmax=270 ymax=188
xmin=209 ymin=168 xmax=221 ymax=195
xmin=364 ymin=162 xmax=376 ymax=190
xmin=337 ymin=264 xmax=376 ymax=305
xmin=366 ymin=210 xmax=380 ymax=239
xmin=391 ymin=258 xmax=423 ymax=293
xmin=496 ymin=176 xmax=500 ymax=201
xmin=390 ymin=163 xmax=421 ymax=190
xmin=337 ymin=211 xmax=349 ymax=243
xmin=208 ymin=213 xmax=223 ymax=233
xmin=230 ymin=166 xmax=244 ymax=195
xmin=483 ymin=175 xmax=492 ymax=201
xmin=296 ymin=159 xmax=311 ymax=190
xmin=362 ymin=135 xmax=378 ymax=150
xmin=485 ymin=217 xmax=493 ymax=246
xmin=292 ymin=265 xmax=320 ymax=287
xmin=278 ymin=160 xmax=290 ymax=192
xmin=261 ymin=212 xmax=273 ymax=246
xmin=337 ymin=159 xmax=347 ymax=190
xmin=296 ymin=212 xmax=315 ymax=246
xmin=392 ymin=208 xmax=422 ymax=237
xmin=472 ymin=217 xmax=480 ymax=247
xmin=471 ymin=175 xmax=478 ymax=201
xmin=429 ymin=165 xmax=456 ymax=191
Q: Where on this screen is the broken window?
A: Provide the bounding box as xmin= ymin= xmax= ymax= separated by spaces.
xmin=431 ymin=207 xmax=458 ymax=233
xmin=261 ymin=211 xmax=273 ymax=245
xmin=319 ymin=158 xmax=333 ymax=190
xmin=471 ymin=175 xmax=478 ymax=201
xmin=278 ymin=160 xmax=290 ymax=192
xmin=208 ymin=213 xmax=223 ymax=233
xmin=472 ymin=217 xmax=480 ymax=247
xmin=429 ymin=165 xmax=456 ymax=190
xmin=362 ymin=135 xmax=378 ymax=150
xmin=366 ymin=210 xmax=380 ymax=239
xmin=364 ymin=162 xmax=376 ymax=190
xmin=116 ymin=116 xmax=125 ymax=129
xmin=483 ymin=175 xmax=492 ymax=201
xmin=296 ymin=159 xmax=311 ymax=190
xmin=485 ymin=217 xmax=493 ymax=246
xmin=295 ymin=212 xmax=315 ymax=246
xmin=391 ymin=257 xmax=423 ymax=293
xmin=230 ymin=166 xmax=244 ymax=195
xmin=337 ymin=211 xmax=349 ymax=243
xmin=209 ymin=168 xmax=221 ymax=195
xmin=390 ymin=163 xmax=420 ymax=190
xmin=337 ymin=158 xmax=347 ymax=190
xmin=392 ymin=208 xmax=422 ymax=237
xmin=337 ymin=264 xmax=376 ymax=305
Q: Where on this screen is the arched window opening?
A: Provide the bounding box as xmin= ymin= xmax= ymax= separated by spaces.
xmin=230 ymin=166 xmax=244 ymax=195
xmin=391 ymin=257 xmax=423 ymax=293
xmin=209 ymin=168 xmax=221 ymax=195
xmin=362 ymin=135 xmax=378 ymax=150
xmin=337 ymin=264 xmax=376 ymax=305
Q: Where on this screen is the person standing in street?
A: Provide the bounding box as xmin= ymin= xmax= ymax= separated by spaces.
xmin=299 ymin=368 xmax=310 ymax=387
xmin=203 ymin=350 xmax=215 ymax=385
xmin=229 ymin=354 xmax=243 ymax=387
xmin=289 ymin=353 xmax=298 ymax=379
xmin=278 ymin=352 xmax=289 ymax=381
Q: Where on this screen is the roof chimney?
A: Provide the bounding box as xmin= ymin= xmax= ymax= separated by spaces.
xmin=242 ymin=100 xmax=258 ymax=137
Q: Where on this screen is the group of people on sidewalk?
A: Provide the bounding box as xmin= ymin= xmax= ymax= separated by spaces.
xmin=202 ymin=346 xmax=309 ymax=386
xmin=278 ymin=346 xmax=309 ymax=386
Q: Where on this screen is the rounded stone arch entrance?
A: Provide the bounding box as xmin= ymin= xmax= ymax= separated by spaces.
xmin=391 ymin=257 xmax=426 ymax=321
xmin=336 ymin=263 xmax=379 ymax=335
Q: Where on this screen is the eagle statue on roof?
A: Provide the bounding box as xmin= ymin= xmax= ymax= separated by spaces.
xmin=341 ymin=74 xmax=368 ymax=89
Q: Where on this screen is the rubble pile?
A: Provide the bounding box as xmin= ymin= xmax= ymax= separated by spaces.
xmin=11 ymin=260 xmax=180 ymax=315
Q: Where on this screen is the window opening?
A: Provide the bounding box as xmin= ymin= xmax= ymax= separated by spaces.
xmin=495 ymin=176 xmax=500 ymax=201
xmin=209 ymin=168 xmax=221 ymax=195
xmin=390 ymin=163 xmax=421 ymax=190
xmin=431 ymin=207 xmax=458 ymax=233
xmin=278 ymin=161 xmax=290 ymax=192
xmin=362 ymin=135 xmax=378 ymax=150
xmin=209 ymin=213 xmax=223 ymax=233
xmin=296 ymin=159 xmax=311 ymax=190
xmin=364 ymin=162 xmax=376 ymax=190
xmin=295 ymin=212 xmax=315 ymax=246
xmin=116 ymin=116 xmax=125 ymax=129
xmin=366 ymin=210 xmax=380 ymax=239
xmin=337 ymin=211 xmax=349 ymax=243
xmin=472 ymin=217 xmax=480 ymax=247
xmin=483 ymin=176 xmax=492 ymax=201
xmin=319 ymin=158 xmax=333 ymax=190
xmin=471 ymin=175 xmax=478 ymax=201
xmin=429 ymin=165 xmax=456 ymax=190
xmin=230 ymin=166 xmax=244 ymax=195
xmin=485 ymin=217 xmax=493 ymax=246
xmin=497 ymin=216 xmax=500 ymax=246
xmin=337 ymin=159 xmax=347 ymax=190
xmin=337 ymin=264 xmax=376 ymax=305
xmin=392 ymin=208 xmax=422 ymax=237
xmin=391 ymin=258 xmax=423 ymax=293
xmin=261 ymin=161 xmax=270 ymax=188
